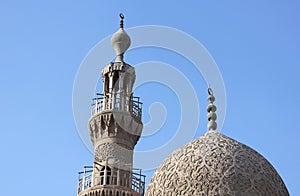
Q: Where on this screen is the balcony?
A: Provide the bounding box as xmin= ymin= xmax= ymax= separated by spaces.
xmin=91 ymin=93 xmax=142 ymax=120
xmin=77 ymin=166 xmax=145 ymax=195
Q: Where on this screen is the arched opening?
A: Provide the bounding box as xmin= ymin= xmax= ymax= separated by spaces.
xmin=100 ymin=166 xmax=112 ymax=185
xmin=106 ymin=166 xmax=111 ymax=184
xmin=104 ymin=74 xmax=109 ymax=94
xmin=112 ymin=71 xmax=120 ymax=92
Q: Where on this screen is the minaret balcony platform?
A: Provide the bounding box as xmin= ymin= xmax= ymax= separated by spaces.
xmin=77 ymin=166 xmax=145 ymax=196
xmin=91 ymin=93 xmax=142 ymax=120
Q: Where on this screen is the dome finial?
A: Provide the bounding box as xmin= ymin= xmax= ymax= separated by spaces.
xmin=110 ymin=13 xmax=131 ymax=62
xmin=207 ymin=87 xmax=217 ymax=131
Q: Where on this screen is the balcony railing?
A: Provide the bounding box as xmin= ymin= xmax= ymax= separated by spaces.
xmin=77 ymin=166 xmax=145 ymax=195
xmin=131 ymin=169 xmax=146 ymax=195
xmin=77 ymin=166 xmax=93 ymax=193
xmin=91 ymin=93 xmax=142 ymax=119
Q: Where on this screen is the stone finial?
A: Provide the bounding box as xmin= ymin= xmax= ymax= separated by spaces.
xmin=207 ymin=88 xmax=217 ymax=131
xmin=111 ymin=13 xmax=131 ymax=62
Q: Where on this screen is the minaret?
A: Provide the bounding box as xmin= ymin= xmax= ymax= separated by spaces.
xmin=77 ymin=14 xmax=145 ymax=196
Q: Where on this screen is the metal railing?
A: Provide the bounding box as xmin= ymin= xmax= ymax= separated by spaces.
xmin=132 ymin=169 xmax=146 ymax=195
xmin=77 ymin=166 xmax=145 ymax=195
xmin=77 ymin=166 xmax=93 ymax=193
xmin=91 ymin=93 xmax=142 ymax=119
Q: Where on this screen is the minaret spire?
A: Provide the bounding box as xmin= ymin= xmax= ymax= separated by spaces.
xmin=207 ymin=87 xmax=217 ymax=131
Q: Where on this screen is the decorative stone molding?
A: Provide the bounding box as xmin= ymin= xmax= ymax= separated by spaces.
xmin=89 ymin=112 xmax=142 ymax=149
xmin=78 ymin=186 xmax=141 ymax=196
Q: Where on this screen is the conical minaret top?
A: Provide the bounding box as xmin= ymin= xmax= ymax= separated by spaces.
xmin=111 ymin=13 xmax=131 ymax=62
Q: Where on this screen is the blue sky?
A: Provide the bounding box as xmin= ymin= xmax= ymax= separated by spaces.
xmin=1 ymin=1 xmax=299 ymax=195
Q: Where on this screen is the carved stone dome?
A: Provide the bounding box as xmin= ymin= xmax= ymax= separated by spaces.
xmin=145 ymin=131 xmax=289 ymax=196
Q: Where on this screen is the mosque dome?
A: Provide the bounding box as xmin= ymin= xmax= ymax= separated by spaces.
xmin=145 ymin=131 xmax=289 ymax=196
xmin=145 ymin=89 xmax=289 ymax=196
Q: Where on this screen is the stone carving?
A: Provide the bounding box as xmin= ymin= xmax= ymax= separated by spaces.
xmin=89 ymin=112 xmax=142 ymax=149
xmin=145 ymin=131 xmax=289 ymax=196
xmin=94 ymin=142 xmax=133 ymax=169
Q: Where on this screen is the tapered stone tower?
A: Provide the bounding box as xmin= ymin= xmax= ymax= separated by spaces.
xmin=77 ymin=14 xmax=145 ymax=196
